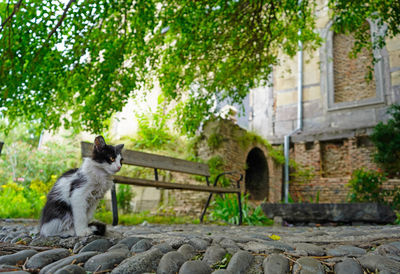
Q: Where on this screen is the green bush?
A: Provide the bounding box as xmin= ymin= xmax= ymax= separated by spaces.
xmin=0 ymin=124 xmax=80 ymax=218
xmin=0 ymin=140 xmax=79 ymax=188
xmin=116 ymin=184 xmax=136 ymax=213
xmin=347 ymin=168 xmax=386 ymax=203
xmin=347 ymin=168 xmax=400 ymax=210
xmin=370 ymin=104 xmax=400 ymax=176
xmin=209 ymin=193 xmax=272 ymax=226
xmin=0 ymin=177 xmax=55 ymax=218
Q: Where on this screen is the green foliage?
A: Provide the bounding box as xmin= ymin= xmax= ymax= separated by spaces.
xmin=347 ymin=168 xmax=400 ymax=210
xmin=0 ymin=177 xmax=55 ymax=218
xmin=0 ymin=0 xmax=323 ymax=135
xmin=209 ymin=193 xmax=272 ymax=226
xmin=347 ymin=168 xmax=386 ymax=203
xmin=133 ymin=103 xmax=174 ymax=150
xmin=0 ymin=122 xmax=80 ymax=218
xmin=328 ymin=0 xmax=400 ymax=71
xmin=207 ymin=133 xmax=224 ymax=151
xmin=2 ymin=1 xmax=397 ymax=135
xmin=207 ymin=156 xmax=230 ymax=187
xmin=370 ymin=104 xmax=400 ymax=176
xmin=212 ymin=253 xmax=232 ymax=270
xmin=116 ymin=185 xmax=135 ymax=213
xmin=94 ymin=210 xmax=200 ymax=225
xmin=0 ymin=140 xmax=79 ymax=187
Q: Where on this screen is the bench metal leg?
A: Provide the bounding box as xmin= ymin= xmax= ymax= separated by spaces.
xmin=111 ymin=184 xmax=119 ymax=226
xmin=200 ymin=193 xmax=213 ymax=223
xmin=237 ymin=192 xmax=243 ymax=225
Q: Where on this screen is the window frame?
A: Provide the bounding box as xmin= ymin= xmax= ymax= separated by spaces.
xmin=322 ymin=20 xmax=386 ymax=111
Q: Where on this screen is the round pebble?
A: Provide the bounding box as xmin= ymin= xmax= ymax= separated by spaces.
xmin=54 ymin=264 xmax=86 ymax=274
xmin=157 ymin=251 xmax=186 ymax=274
xmin=263 ymin=253 xmax=290 ymax=274
xmin=131 ymin=238 xmax=153 ymax=253
xmin=111 ymin=248 xmax=162 ymax=274
xmin=189 ymin=237 xmax=209 ymax=251
xmin=293 ymin=257 xmax=325 ymax=274
xmin=0 ymin=249 xmax=38 ymax=265
xmin=118 ymin=237 xmax=143 ymax=249
xmin=26 ymin=248 xmax=70 ymax=269
xmin=179 ymin=260 xmax=212 ymax=274
xmin=84 ymin=250 xmax=128 ymax=272
xmin=202 ymin=245 xmax=227 ymax=266
xmin=334 ymin=258 xmax=363 ymax=274
xmin=79 ymin=238 xmax=112 ymax=253
xmin=178 ymin=244 xmax=197 ymax=260
xmin=226 ymin=251 xmax=254 ymax=274
xmin=2 ymin=221 xmax=400 ymax=273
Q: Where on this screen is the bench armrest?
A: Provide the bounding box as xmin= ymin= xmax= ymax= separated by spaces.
xmin=213 ymin=171 xmax=243 ymax=188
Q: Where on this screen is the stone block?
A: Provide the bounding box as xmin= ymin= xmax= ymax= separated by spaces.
xmin=386 ymin=35 xmax=400 ymax=51
xmin=261 ymin=203 xmax=396 ymax=224
xmin=389 ymin=50 xmax=400 ymax=68
xmin=276 ymin=90 xmax=297 ymax=106
xmin=392 ymin=70 xmax=400 ymax=86
xmin=304 ymin=86 xmax=322 ymax=101
xmin=327 ymin=109 xmax=376 ymax=130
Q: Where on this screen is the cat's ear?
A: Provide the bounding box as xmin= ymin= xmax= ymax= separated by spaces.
xmin=94 ymin=136 xmax=106 ymax=152
xmin=116 ymin=144 xmax=124 ymax=154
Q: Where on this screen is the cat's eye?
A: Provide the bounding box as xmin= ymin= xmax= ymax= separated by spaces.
xmin=110 ymin=157 xmax=115 ymax=162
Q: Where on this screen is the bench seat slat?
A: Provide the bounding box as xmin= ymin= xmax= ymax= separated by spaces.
xmin=81 ymin=142 xmax=210 ymax=177
xmin=113 ymin=175 xmax=240 ymax=194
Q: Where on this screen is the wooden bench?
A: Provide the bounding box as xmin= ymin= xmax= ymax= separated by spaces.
xmin=81 ymin=142 xmax=243 ymax=225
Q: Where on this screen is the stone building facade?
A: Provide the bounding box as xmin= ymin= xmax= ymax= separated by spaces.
xmin=248 ymin=1 xmax=400 ymax=203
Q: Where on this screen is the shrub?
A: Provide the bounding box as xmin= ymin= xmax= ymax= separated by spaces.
xmin=347 ymin=168 xmax=400 ymax=210
xmin=0 ymin=176 xmax=55 ymax=218
xmin=370 ymin=104 xmax=400 ymax=176
xmin=347 ymin=168 xmax=386 ymax=203
xmin=0 ymin=126 xmax=80 ymax=218
xmin=209 ymin=193 xmax=272 ymax=226
xmin=116 ymin=184 xmax=136 ymax=213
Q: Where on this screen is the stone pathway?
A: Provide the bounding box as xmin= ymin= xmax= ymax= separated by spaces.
xmin=1 ymin=220 xmax=400 ymax=273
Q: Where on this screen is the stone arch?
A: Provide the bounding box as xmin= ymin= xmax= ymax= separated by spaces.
xmin=245 ymin=147 xmax=269 ymax=201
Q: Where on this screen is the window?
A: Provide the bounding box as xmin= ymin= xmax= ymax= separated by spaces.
xmin=322 ymin=20 xmax=385 ymax=111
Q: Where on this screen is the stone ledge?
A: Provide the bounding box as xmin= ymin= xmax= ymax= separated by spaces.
xmin=261 ymin=203 xmax=396 ymax=224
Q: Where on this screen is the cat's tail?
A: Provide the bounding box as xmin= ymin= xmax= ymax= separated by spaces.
xmin=88 ymin=221 xmax=106 ymax=236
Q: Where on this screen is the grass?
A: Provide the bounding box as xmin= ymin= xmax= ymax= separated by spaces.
xmin=95 ymin=211 xmax=203 ymax=225
xmin=94 ymin=210 xmax=242 ymax=226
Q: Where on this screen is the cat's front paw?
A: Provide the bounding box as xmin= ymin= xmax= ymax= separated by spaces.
xmin=75 ymin=227 xmax=93 ymax=237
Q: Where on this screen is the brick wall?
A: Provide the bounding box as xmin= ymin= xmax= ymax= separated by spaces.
xmin=333 ymin=30 xmax=376 ymax=103
xmin=289 ymin=136 xmax=384 ymax=203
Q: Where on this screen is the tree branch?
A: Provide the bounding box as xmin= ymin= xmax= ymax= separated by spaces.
xmin=0 ymin=0 xmax=23 ymax=33
xmin=31 ymin=0 xmax=75 ymax=66
xmin=46 ymin=0 xmax=76 ymax=41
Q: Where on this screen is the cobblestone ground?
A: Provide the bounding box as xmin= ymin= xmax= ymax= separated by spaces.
xmin=1 ymin=220 xmax=400 ymax=273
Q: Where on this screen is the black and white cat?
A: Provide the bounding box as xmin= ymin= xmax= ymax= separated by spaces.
xmin=39 ymin=136 xmax=124 ymax=237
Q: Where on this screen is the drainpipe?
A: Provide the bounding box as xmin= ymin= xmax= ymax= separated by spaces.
xmin=283 ymin=0 xmax=303 ymax=203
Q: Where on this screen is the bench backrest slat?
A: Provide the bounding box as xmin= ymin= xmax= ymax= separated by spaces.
xmin=81 ymin=142 xmax=210 ymax=177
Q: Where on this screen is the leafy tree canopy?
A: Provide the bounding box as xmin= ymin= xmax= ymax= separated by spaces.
xmin=0 ymin=0 xmax=399 ymax=135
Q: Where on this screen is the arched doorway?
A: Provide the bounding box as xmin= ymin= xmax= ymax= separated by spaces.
xmin=245 ymin=147 xmax=269 ymax=200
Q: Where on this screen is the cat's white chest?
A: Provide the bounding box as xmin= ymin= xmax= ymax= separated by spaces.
xmin=87 ymin=178 xmax=112 ymax=201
